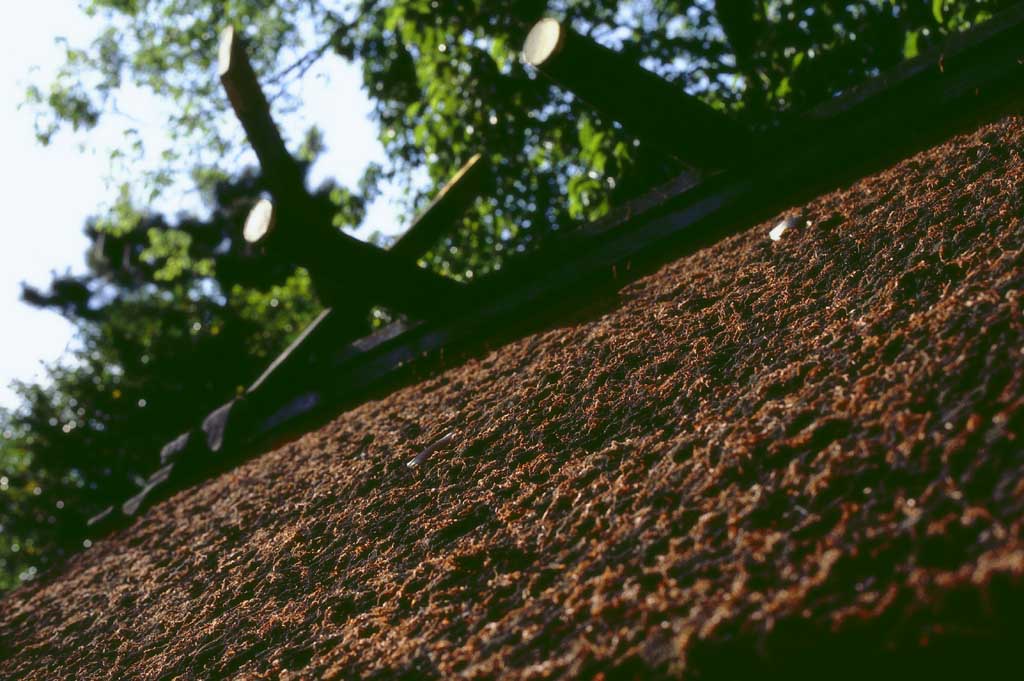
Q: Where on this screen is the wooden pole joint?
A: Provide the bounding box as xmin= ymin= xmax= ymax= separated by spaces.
xmin=219 ymin=26 xmax=488 ymax=321
xmin=523 ymin=18 xmax=752 ymax=170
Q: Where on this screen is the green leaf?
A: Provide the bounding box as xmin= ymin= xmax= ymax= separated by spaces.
xmin=775 ymin=76 xmax=792 ymax=100
xmin=903 ymin=30 xmax=920 ymax=60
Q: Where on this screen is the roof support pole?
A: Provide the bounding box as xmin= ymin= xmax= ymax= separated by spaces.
xmin=389 ymin=153 xmax=489 ymax=262
xmin=218 ymin=26 xmax=305 ymax=199
xmin=522 ymin=18 xmax=752 ymax=170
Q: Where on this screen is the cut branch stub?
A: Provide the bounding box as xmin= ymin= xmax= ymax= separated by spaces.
xmin=523 ymin=18 xmax=752 ymax=170
xmin=241 ymin=197 xmax=467 ymax=320
xmin=243 ymin=198 xmax=276 ymax=245
xmin=218 ymin=26 xmax=304 ymax=197
xmin=522 ymin=17 xmax=565 ymax=66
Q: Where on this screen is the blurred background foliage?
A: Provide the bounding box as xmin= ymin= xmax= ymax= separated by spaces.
xmin=0 ymin=0 xmax=1011 ymax=589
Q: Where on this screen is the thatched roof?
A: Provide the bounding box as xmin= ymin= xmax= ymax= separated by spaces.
xmin=2 ymin=114 xmax=1023 ymax=680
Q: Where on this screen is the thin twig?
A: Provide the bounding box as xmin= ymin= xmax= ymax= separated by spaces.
xmin=267 ymin=21 xmax=353 ymax=88
xmin=407 ymin=431 xmax=457 ymax=469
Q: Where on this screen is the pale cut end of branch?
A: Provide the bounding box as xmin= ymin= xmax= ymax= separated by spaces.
xmin=244 ymin=198 xmax=276 ymax=244
xmin=218 ymin=26 xmax=237 ymax=78
xmin=523 ymin=18 xmax=565 ymax=67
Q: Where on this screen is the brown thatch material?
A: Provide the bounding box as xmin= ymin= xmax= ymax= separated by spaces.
xmin=2 ymin=114 xmax=1023 ymax=680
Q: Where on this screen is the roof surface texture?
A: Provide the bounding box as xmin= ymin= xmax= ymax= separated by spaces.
xmin=2 ymin=114 xmax=1024 ymax=680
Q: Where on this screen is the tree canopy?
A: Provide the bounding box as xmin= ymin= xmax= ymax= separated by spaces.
xmin=1 ymin=0 xmax=1009 ymax=589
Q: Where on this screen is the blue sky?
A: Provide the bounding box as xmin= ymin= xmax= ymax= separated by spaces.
xmin=0 ymin=1 xmax=396 ymax=409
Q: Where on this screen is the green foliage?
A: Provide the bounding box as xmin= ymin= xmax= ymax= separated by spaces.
xmin=2 ymin=0 xmax=1010 ymax=589
xmin=25 ymin=1 xmax=1014 ymax=274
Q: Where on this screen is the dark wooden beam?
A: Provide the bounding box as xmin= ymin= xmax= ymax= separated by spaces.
xmin=218 ymin=27 xmax=304 ymax=197
xmin=389 ymin=153 xmax=490 ymax=262
xmin=246 ymin=308 xmax=336 ymax=394
xmin=246 ymin=155 xmax=490 ymax=260
xmin=523 ymin=18 xmax=752 ymax=169
xmin=253 ymin=197 xmax=468 ymax=320
xmin=238 ymin=151 xmax=491 ymax=404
